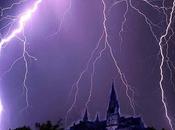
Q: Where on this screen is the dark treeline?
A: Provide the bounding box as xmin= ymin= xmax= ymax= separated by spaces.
xmin=9 ymin=120 xmax=64 ymax=130
xmin=146 ymin=128 xmax=166 ymax=130
xmin=9 ymin=120 xmax=166 ymax=130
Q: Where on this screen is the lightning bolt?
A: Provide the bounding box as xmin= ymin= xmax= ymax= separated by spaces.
xmin=101 ymin=0 xmax=136 ymax=115
xmin=65 ymin=0 xmax=175 ymax=129
xmin=47 ymin=0 xmax=72 ymax=38
xmin=109 ymin=0 xmax=129 ymax=51
xmin=65 ymin=31 xmax=105 ymax=124
xmin=85 ymin=32 xmax=105 ymax=109
xmin=158 ymin=0 xmax=175 ymax=129
xmin=0 ymin=0 xmax=42 ymax=113
xmin=134 ymin=0 xmax=175 ymax=129
xmin=0 ymin=0 xmax=27 ymax=17
xmin=66 ymin=0 xmax=136 ymax=123
xmin=0 ymin=0 xmax=42 ymax=49
xmin=162 ymin=0 xmax=175 ymax=94
xmin=0 ymin=0 xmax=174 ymax=129
xmin=121 ymin=0 xmax=175 ymax=129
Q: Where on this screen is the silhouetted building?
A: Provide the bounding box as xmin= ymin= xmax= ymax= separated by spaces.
xmin=70 ymin=110 xmax=106 ymax=130
xmin=70 ymin=82 xmax=146 ymax=130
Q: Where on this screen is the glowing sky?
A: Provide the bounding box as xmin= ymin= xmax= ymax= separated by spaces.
xmin=0 ymin=99 xmax=3 ymax=115
xmin=0 ymin=0 xmax=175 ymax=130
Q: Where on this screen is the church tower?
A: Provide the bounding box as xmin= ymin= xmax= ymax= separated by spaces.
xmin=83 ymin=109 xmax=89 ymax=122
xmin=106 ymin=82 xmax=120 ymax=130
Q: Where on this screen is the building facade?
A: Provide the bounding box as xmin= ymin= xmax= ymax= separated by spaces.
xmin=70 ymin=83 xmax=146 ymax=130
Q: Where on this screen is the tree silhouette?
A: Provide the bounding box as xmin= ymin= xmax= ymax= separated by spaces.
xmin=9 ymin=126 xmax=31 ymax=130
xmin=35 ymin=120 xmax=64 ymax=130
xmin=146 ymin=127 xmax=157 ymax=130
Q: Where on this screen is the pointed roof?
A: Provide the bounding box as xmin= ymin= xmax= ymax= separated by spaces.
xmin=83 ymin=108 xmax=88 ymax=122
xmin=111 ymin=82 xmax=116 ymax=99
xmin=95 ymin=114 xmax=99 ymax=122
xmin=107 ymin=82 xmax=119 ymax=115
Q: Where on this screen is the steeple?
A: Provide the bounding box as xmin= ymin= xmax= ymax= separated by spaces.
xmin=95 ymin=113 xmax=99 ymax=122
xmin=83 ymin=109 xmax=88 ymax=122
xmin=107 ymin=82 xmax=120 ymax=118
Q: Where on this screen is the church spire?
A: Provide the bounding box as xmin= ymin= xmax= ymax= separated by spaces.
xmin=107 ymin=82 xmax=120 ymax=118
xmin=95 ymin=113 xmax=99 ymax=122
xmin=83 ymin=109 xmax=88 ymax=122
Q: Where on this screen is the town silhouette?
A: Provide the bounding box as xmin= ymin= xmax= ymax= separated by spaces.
xmin=10 ymin=83 xmax=167 ymax=130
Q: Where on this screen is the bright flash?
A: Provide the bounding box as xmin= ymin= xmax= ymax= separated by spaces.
xmin=0 ymin=100 xmax=3 ymax=115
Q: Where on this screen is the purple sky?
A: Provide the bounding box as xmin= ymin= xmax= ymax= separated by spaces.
xmin=0 ymin=0 xmax=175 ymax=129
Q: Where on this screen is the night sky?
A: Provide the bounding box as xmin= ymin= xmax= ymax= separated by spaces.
xmin=0 ymin=0 xmax=175 ymax=130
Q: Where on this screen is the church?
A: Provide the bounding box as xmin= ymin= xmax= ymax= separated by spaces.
xmin=69 ymin=83 xmax=146 ymax=130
